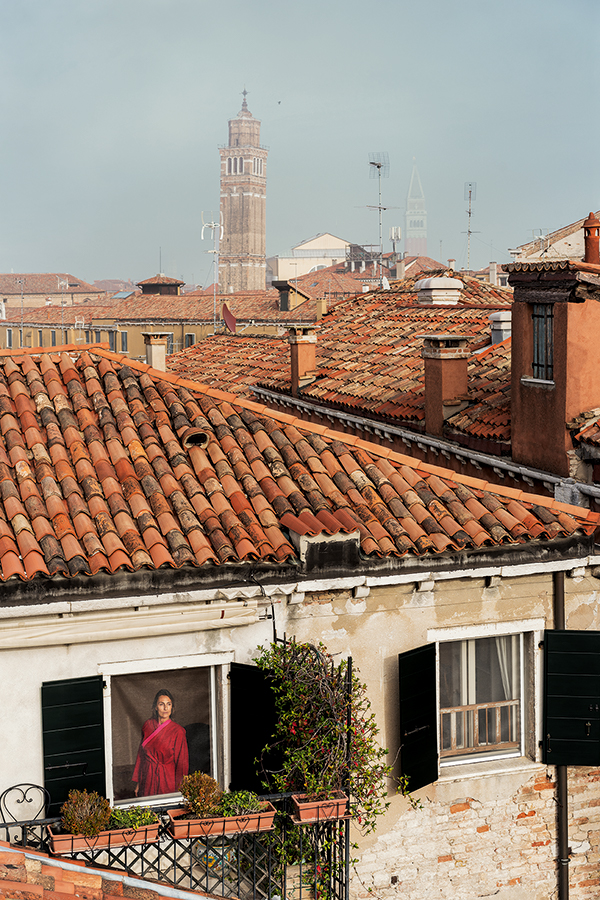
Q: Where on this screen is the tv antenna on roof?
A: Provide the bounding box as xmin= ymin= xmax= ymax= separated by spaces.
xmin=201 ymin=211 xmax=223 ymax=335
xmin=368 ymin=153 xmax=390 ymax=288
xmin=463 ymin=182 xmax=478 ymax=271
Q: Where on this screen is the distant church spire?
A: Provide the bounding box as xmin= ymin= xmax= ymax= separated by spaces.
xmin=218 ymin=94 xmax=268 ymax=292
xmin=405 ymin=162 xmax=427 ymax=257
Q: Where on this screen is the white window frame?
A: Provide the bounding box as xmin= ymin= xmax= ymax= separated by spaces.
xmin=99 ymin=651 xmax=233 ymax=806
xmin=428 ymin=619 xmax=544 ymax=769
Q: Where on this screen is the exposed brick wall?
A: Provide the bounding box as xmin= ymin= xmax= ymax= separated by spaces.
xmin=352 ymin=768 xmax=600 ymax=900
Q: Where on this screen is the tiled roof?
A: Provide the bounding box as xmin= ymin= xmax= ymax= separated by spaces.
xmin=4 ymin=304 xmax=117 ymax=326
xmin=0 ymin=344 xmax=593 ymax=585
xmin=168 ymin=272 xmax=513 ymax=433
xmin=0 ymin=842 xmax=211 ymax=900
xmin=0 ymin=274 xmax=98 ymax=295
xmin=103 ymin=290 xmax=325 ymax=325
xmin=292 ymin=268 xmax=362 ymax=300
xmin=136 ymin=273 xmax=185 ymax=286
xmin=445 ymin=339 xmax=512 ymax=443
xmin=507 ymin=259 xmax=600 ymax=275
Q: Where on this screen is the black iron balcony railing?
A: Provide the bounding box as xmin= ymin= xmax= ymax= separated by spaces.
xmin=0 ymin=794 xmax=349 ymax=900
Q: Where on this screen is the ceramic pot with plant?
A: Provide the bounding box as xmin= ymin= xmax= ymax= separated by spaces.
xmin=47 ymin=789 xmax=160 ymax=854
xmin=167 ymin=774 xmax=276 ymax=837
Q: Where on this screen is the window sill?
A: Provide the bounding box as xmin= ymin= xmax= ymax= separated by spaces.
xmin=520 ymin=376 xmax=555 ymax=388
xmin=438 ymin=756 xmax=543 ymax=783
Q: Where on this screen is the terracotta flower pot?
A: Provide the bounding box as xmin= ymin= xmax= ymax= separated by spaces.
xmin=291 ymin=792 xmax=349 ymax=823
xmin=167 ymin=801 xmax=276 ymax=838
xmin=47 ymin=822 xmax=160 ymax=854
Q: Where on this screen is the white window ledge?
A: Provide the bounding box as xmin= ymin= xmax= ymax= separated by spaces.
xmin=520 ymin=376 xmax=555 ymax=388
xmin=438 ymin=756 xmax=543 ymax=783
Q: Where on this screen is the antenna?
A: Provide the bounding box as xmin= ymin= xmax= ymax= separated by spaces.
xmin=463 ymin=182 xmax=478 ymax=271
xmin=368 ymin=153 xmax=390 ymax=287
xmin=389 ymin=226 xmax=402 ymax=255
xmin=201 ymin=211 xmax=224 ymax=335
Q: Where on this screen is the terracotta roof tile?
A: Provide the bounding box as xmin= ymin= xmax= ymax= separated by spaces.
xmin=0 ymin=346 xmax=589 ymax=585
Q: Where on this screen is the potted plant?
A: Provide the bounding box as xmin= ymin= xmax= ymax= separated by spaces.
xmin=254 ymin=639 xmax=391 ymax=830
xmin=167 ymin=773 xmax=276 ymax=838
xmin=47 ymin=790 xmax=160 ymax=854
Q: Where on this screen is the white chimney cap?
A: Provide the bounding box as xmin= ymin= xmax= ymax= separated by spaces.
xmin=414 ymin=276 xmax=464 ymax=305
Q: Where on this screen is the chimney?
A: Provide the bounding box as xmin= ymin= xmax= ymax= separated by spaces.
xmin=315 ymin=296 xmax=327 ymax=319
xmin=584 ymin=212 xmax=600 ymax=264
xmin=489 ymin=261 xmax=498 ymax=285
xmin=448 ymin=259 xmax=456 ymax=271
xmin=289 ymin=326 xmax=317 ymax=397
xmin=142 ymin=332 xmax=169 ymax=371
xmin=422 ymin=334 xmax=472 ymax=436
xmin=489 ymin=310 xmax=511 ymax=343
xmin=396 ymin=258 xmax=406 ymax=280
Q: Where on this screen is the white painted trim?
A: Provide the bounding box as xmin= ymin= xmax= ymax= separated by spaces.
xmin=99 ymin=652 xmax=234 ymax=676
xmin=427 ymin=618 xmax=545 ymax=642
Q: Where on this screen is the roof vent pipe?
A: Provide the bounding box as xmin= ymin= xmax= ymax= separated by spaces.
xmin=182 ymin=428 xmax=211 ymax=449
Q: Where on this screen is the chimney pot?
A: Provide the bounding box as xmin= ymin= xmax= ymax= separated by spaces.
xmin=583 ymin=212 xmax=600 ymax=264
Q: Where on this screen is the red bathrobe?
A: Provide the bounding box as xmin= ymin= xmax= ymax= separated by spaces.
xmin=133 ymin=718 xmax=189 ymax=797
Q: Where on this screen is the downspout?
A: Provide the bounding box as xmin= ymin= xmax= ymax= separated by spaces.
xmin=553 ymin=570 xmax=569 ymax=900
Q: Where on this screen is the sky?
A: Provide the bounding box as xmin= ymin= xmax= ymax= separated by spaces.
xmin=0 ymin=0 xmax=598 ymax=287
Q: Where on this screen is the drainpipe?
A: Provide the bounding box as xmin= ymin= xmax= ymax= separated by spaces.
xmin=553 ymin=570 xmax=569 ymax=900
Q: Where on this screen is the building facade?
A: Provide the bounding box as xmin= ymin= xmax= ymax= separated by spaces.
xmin=218 ymin=93 xmax=268 ymax=293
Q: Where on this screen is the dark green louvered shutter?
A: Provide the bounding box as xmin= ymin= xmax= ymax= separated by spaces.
xmin=229 ymin=662 xmax=279 ymax=793
xmin=399 ymin=643 xmax=438 ymax=790
xmin=543 ymin=630 xmax=600 ymax=766
xmin=42 ymin=676 xmax=106 ymax=815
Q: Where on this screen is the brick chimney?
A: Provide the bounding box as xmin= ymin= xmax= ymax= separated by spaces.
xmin=142 ymin=332 xmax=169 ymax=371
xmin=584 ymin=212 xmax=600 ymax=264
xmin=289 ymin=326 xmax=317 ymax=397
xmin=422 ymin=334 xmax=472 ymax=436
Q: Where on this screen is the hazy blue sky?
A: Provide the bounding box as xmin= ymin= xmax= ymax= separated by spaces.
xmin=0 ymin=0 xmax=598 ymax=286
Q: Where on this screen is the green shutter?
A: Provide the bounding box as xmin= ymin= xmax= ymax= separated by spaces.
xmin=229 ymin=663 xmax=279 ymax=793
xmin=399 ymin=644 xmax=438 ymax=790
xmin=543 ymin=630 xmax=600 ymax=766
xmin=42 ymin=676 xmax=106 ymax=815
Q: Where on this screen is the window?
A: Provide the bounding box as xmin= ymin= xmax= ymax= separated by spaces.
xmin=166 ymin=333 xmax=174 ymax=355
xmin=399 ymin=625 xmax=538 ymax=790
xmin=6 ymin=329 xmax=12 ymax=349
xmin=51 ymin=330 xmax=56 ymax=347
xmin=38 ymin=330 xmax=43 ymax=347
xmin=41 ymin=653 xmax=277 ymax=812
xmin=108 ymin=331 xmax=116 ymax=351
xmin=85 ymin=330 xmax=90 ymax=344
xmin=95 ymin=330 xmax=101 ymax=343
xmin=532 ymin=303 xmax=553 ymax=380
xmin=439 ymin=635 xmax=520 ymax=759
xmin=184 ymin=333 xmax=196 ymax=348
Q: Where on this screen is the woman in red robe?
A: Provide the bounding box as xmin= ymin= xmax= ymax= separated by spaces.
xmin=133 ymin=690 xmax=189 ymax=797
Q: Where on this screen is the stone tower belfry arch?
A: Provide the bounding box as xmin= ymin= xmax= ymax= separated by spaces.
xmin=218 ymin=93 xmax=268 ymax=292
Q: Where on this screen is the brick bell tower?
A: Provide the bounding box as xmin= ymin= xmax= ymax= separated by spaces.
xmin=218 ymin=92 xmax=268 ymax=293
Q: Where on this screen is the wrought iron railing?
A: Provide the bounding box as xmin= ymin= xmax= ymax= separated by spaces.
xmin=0 ymin=794 xmax=349 ymax=900
xmin=440 ymin=699 xmax=520 ymax=756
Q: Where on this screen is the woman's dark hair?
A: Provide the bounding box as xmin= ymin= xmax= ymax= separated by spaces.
xmin=152 ymin=689 xmax=175 ymax=720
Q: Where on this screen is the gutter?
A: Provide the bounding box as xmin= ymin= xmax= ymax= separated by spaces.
xmin=253 ymin=386 xmax=600 ymax=502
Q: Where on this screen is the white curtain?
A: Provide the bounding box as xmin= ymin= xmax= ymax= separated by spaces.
xmin=495 ymin=635 xmax=512 ymax=700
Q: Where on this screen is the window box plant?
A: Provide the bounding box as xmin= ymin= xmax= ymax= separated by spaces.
xmin=47 ymin=790 xmax=160 ymax=854
xmin=254 ymin=639 xmax=391 ymax=832
xmin=167 ymin=773 xmax=276 ymax=838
